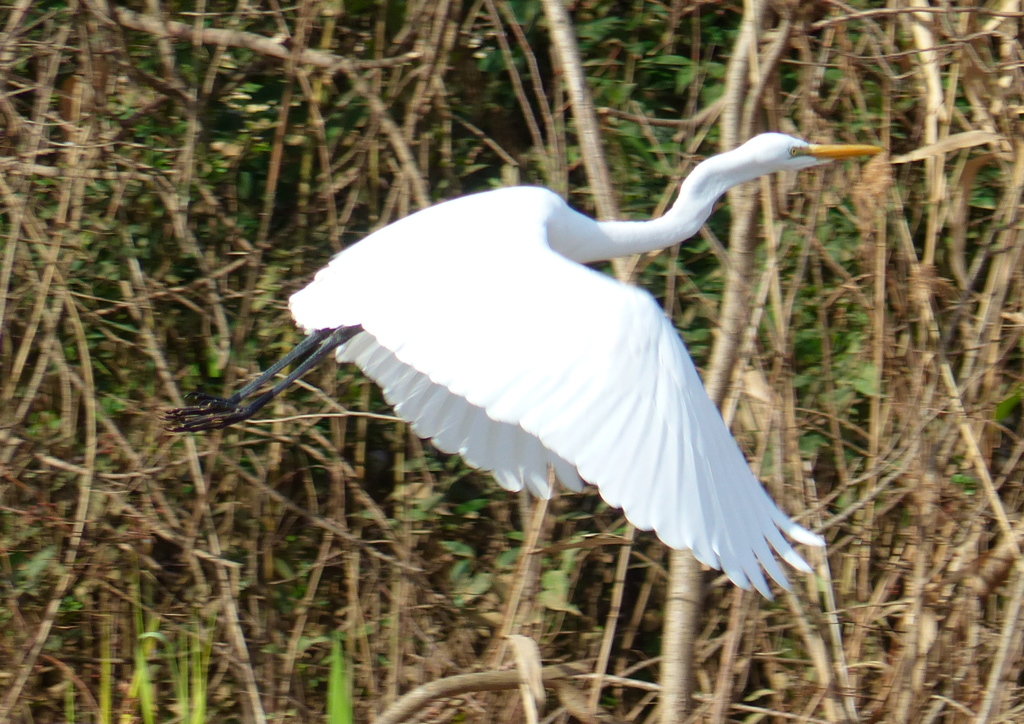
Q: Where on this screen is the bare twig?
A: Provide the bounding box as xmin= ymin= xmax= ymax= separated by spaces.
xmin=374 ymin=662 xmax=592 ymax=724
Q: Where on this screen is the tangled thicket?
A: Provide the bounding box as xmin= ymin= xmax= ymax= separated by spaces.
xmin=2 ymin=1 xmax=1023 ymax=722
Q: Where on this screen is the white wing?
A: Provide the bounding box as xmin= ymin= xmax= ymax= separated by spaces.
xmin=289 ymin=187 xmax=822 ymax=595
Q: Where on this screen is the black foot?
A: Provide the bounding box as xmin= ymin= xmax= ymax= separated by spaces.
xmin=165 ymin=325 xmax=363 ymax=434
xmin=165 ymin=393 xmax=248 ymax=432
xmin=183 ymin=391 xmax=236 ymax=407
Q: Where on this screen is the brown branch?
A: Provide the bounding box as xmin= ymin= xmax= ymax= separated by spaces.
xmin=812 ymin=3 xmax=1024 ymax=31
xmin=0 ymin=158 xmax=159 ymax=180
xmin=597 ymin=100 xmax=723 ymax=129
xmin=98 ymin=4 xmax=419 ymax=71
xmin=374 ymin=662 xmax=592 ymax=724
xmin=539 ymin=0 xmax=618 ymax=219
xmin=661 ymin=1 xmax=770 ymax=721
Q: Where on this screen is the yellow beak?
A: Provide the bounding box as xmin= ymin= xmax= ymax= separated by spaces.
xmin=804 ymin=143 xmax=883 ymax=160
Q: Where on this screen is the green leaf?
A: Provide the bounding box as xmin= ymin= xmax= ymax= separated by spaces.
xmin=537 ymin=570 xmax=580 ymax=615
xmin=19 ymin=546 xmax=56 ymax=589
xmin=496 ymin=548 xmax=521 ymax=569
xmin=995 ymin=387 xmax=1022 ymax=421
xmin=799 ymin=432 xmax=828 ymax=457
xmin=851 ymin=362 xmax=879 ymax=397
xmin=454 ymin=498 xmax=489 ymax=515
xmin=441 ymin=540 xmax=475 ymax=558
xmin=327 ymin=633 xmax=353 ymax=724
xmin=648 ymin=54 xmax=691 ymax=67
xmin=460 ymin=572 xmax=492 ymax=598
xmin=950 ymin=473 xmax=976 ymax=494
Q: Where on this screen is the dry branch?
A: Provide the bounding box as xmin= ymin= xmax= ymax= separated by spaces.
xmin=100 ymin=4 xmax=419 ymax=71
xmin=374 ymin=662 xmax=592 ymax=724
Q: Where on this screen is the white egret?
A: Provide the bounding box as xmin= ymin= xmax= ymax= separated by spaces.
xmin=168 ymin=133 xmax=880 ymax=596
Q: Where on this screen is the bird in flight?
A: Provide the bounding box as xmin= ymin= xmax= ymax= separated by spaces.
xmin=167 ymin=133 xmax=881 ymax=596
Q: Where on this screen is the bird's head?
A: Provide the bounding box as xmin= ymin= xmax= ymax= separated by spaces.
xmin=667 ymin=132 xmax=882 ymax=239
xmin=739 ymin=133 xmax=882 ymax=172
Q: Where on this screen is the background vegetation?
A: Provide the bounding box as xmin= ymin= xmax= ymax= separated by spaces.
xmin=2 ymin=0 xmax=1023 ymax=722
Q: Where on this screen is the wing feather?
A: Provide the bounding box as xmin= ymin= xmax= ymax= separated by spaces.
xmin=356 ymin=338 xmax=562 ymax=498
xmin=290 ymin=186 xmax=822 ymax=592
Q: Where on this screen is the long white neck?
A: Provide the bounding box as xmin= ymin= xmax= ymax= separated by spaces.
xmin=549 ymin=144 xmax=787 ymax=264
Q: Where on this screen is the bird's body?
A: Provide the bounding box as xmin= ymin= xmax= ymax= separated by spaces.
xmin=170 ymin=133 xmax=880 ymax=596
xmin=290 ymin=187 xmax=814 ymax=593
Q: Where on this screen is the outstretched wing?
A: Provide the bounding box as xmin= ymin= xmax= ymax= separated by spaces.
xmin=289 ymin=187 xmax=821 ymax=595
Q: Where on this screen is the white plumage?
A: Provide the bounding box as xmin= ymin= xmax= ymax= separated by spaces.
xmin=175 ymin=133 xmax=880 ymax=596
xmin=289 ymin=186 xmax=817 ymax=594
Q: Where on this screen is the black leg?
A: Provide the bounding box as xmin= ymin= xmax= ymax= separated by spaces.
xmin=198 ymin=327 xmax=335 ymax=406
xmin=171 ymin=328 xmax=335 ymax=414
xmin=165 ymin=325 xmax=363 ymax=432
